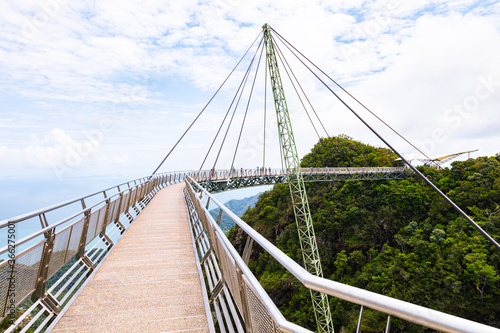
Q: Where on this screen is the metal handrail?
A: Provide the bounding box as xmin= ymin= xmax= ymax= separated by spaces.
xmin=0 ymin=166 xmax=407 ymax=329
xmin=0 ymin=182 xmax=146 ymax=255
xmin=0 ymin=167 xmax=406 ymax=249
xmin=0 ymin=171 xmax=189 ymax=331
xmin=187 ymin=176 xmax=500 ymax=333
xmin=184 ymin=180 xmax=310 ymax=333
xmin=0 ymin=171 xmax=187 ymax=229
xmin=185 ymin=172 xmax=310 ymax=332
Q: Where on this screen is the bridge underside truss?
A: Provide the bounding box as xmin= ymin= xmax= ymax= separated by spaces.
xmin=199 ymin=170 xmax=407 ymax=193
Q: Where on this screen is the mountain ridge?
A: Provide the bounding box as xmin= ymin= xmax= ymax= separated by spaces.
xmin=210 ymin=193 xmax=262 ymax=233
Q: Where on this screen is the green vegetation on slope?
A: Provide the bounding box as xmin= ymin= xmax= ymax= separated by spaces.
xmin=229 ymin=135 xmax=500 ymax=332
xmin=300 ymin=134 xmax=398 ymax=167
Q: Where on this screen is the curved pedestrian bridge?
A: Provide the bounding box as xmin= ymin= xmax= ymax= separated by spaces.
xmin=1 ymin=171 xmax=499 ymax=333
xmin=50 ymin=184 xmax=210 ymax=332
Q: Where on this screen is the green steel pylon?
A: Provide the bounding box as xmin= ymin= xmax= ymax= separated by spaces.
xmin=262 ymin=24 xmax=334 ymax=333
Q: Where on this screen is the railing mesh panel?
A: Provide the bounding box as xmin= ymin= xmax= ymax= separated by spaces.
xmin=87 ymin=205 xmax=106 ymax=243
xmin=119 ymin=192 xmax=131 ymax=216
xmin=245 ymin=283 xmax=278 ymax=333
xmin=111 ymin=196 xmax=122 ymax=222
xmin=66 ymin=218 xmax=84 ymax=260
xmin=214 ymin=237 xmax=243 ymax=313
xmin=48 ymin=227 xmax=72 ymax=279
xmin=130 ymin=188 xmax=137 ymax=205
xmin=0 ymin=260 xmax=12 ymax=316
xmin=85 ymin=209 xmax=100 ymax=246
xmin=94 ymin=205 xmax=107 ymax=236
xmin=13 ymin=241 xmax=45 ymax=308
xmin=106 ymin=199 xmax=118 ymax=227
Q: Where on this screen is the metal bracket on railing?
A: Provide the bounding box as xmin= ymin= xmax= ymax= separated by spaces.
xmin=216 ymin=210 xmax=223 ymax=226
xmin=114 ymin=219 xmax=125 ymax=234
xmin=138 ymin=200 xmax=145 ymax=210
xmin=194 ymin=227 xmax=204 ymax=242
xmin=200 ymin=247 xmax=212 ymax=266
xmin=125 ymin=211 xmax=134 ymax=224
xmin=356 ymin=305 xmax=364 ymax=333
xmin=39 ymin=292 xmax=60 ymax=315
xmin=81 ymin=254 xmax=96 ymax=272
xmin=101 ymin=233 xmax=114 ymax=250
xmin=39 ymin=213 xmax=49 ymax=230
xmin=385 ymin=315 xmax=391 ymax=333
xmin=209 ymin=279 xmax=225 ymax=303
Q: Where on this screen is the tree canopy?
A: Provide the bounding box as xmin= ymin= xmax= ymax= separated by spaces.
xmin=229 ymin=135 xmax=500 ymax=332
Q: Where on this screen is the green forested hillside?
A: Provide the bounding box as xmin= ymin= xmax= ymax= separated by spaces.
xmin=229 ymin=135 xmax=500 ymax=332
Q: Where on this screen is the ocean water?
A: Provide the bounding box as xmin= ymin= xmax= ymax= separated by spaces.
xmin=0 ymin=175 xmax=269 ymax=255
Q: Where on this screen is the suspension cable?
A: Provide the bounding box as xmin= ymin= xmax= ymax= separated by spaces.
xmin=268 ymin=27 xmax=500 ymax=252
xmin=230 ymin=38 xmax=266 ymax=172
xmin=272 ymin=35 xmax=321 ymax=139
xmin=149 ymin=31 xmax=263 ymax=177
xmin=272 ymin=35 xmax=330 ymax=138
xmin=271 ymin=27 xmax=437 ymax=167
xmin=211 ymin=38 xmax=264 ymax=172
xmin=199 ymin=36 xmax=265 ymax=172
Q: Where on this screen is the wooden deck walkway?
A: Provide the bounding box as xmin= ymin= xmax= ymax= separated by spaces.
xmin=50 ymin=183 xmax=210 ymax=333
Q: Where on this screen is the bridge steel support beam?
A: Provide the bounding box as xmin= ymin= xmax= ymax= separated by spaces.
xmin=263 ymin=24 xmax=334 ymax=333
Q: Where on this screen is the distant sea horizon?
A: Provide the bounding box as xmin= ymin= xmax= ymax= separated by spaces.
xmin=0 ymin=174 xmax=270 ymax=247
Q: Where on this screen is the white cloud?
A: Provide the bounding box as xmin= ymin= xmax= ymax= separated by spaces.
xmin=0 ymin=0 xmax=499 ymax=180
xmin=0 ymin=128 xmax=129 ymax=178
xmin=352 ymin=12 xmax=500 ymax=157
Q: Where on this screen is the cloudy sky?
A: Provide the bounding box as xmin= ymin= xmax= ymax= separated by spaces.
xmin=1 ymin=0 xmax=499 ymax=186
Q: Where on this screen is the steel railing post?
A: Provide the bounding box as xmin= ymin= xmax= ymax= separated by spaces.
xmin=356 ymin=305 xmax=364 ymax=333
xmin=99 ymin=199 xmax=111 ymax=237
xmin=32 ymin=220 xmax=55 ymax=302
xmin=236 ymin=266 xmax=253 ymax=333
xmin=76 ymin=207 xmax=91 ymax=259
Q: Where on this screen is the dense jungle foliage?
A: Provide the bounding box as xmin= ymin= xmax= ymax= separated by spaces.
xmin=228 ymin=135 xmax=500 ymax=332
